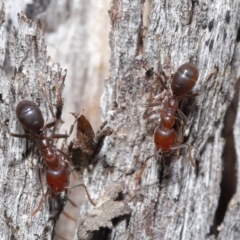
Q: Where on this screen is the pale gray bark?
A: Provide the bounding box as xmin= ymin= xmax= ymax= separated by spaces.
xmin=0 ymin=0 xmax=111 ymax=240
xmin=0 ymin=7 xmax=67 ymax=240
xmin=76 ymin=1 xmax=240 ymax=240
xmin=42 ymin=0 xmax=111 ymax=131
xmin=1 ymin=0 xmax=240 ymax=240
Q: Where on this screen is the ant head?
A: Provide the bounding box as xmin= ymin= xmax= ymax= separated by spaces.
xmin=16 ymin=100 xmax=44 ymax=133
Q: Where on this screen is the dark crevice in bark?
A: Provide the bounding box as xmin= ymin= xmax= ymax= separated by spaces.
xmin=158 ymin=158 xmax=164 ymax=184
xmin=91 ymin=215 xmax=131 ymax=240
xmin=136 ymin=12 xmax=144 ymax=55
xmin=210 ymin=79 xmax=239 ymax=235
xmin=115 ymin=191 xmax=125 ymax=201
xmin=194 ymin=156 xmax=200 ymax=178
xmin=236 ymin=26 xmax=240 ymax=42
xmin=91 ymin=228 xmax=111 ymax=240
xmin=3 ymin=49 xmax=13 ymax=78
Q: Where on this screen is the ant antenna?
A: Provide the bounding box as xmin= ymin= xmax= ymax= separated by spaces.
xmin=135 ymin=150 xmax=161 ymax=180
xmin=66 ymin=184 xmax=96 ymax=206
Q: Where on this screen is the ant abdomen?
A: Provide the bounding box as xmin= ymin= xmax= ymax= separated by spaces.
xmin=154 ymin=127 xmax=177 ymax=152
xmin=16 ymin=100 xmax=44 ymax=133
xmin=171 ymin=62 xmax=199 ymax=96
xmin=46 ymin=165 xmax=69 ymax=196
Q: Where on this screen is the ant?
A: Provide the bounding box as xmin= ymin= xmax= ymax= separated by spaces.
xmin=135 ymin=62 xmax=200 ymax=180
xmin=1 ymin=100 xmax=95 ymax=217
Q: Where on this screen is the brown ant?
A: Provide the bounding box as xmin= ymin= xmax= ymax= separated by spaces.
xmin=135 ymin=62 xmax=200 ymax=180
xmin=1 ymin=100 xmax=95 ymax=216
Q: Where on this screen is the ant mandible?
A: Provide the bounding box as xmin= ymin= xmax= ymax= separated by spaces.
xmin=1 ymin=100 xmax=95 ymax=216
xmin=135 ymin=62 xmax=199 ymax=180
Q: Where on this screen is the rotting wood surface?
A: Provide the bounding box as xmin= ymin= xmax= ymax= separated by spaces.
xmin=0 ymin=8 xmax=67 ymax=240
xmin=1 ymin=1 xmax=240 ymax=240
xmin=76 ymin=1 xmax=240 ymax=240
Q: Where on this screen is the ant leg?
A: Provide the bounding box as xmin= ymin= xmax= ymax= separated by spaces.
xmin=56 ymin=148 xmax=77 ymax=173
xmin=142 ymin=108 xmax=161 ymax=119
xmin=155 ymin=47 xmax=169 ymax=91
xmin=155 ymin=52 xmax=169 ymax=91
xmin=95 ymin=120 xmax=108 ymax=134
xmin=65 ymin=184 xmax=96 ymax=206
xmin=174 ymin=117 xmax=188 ymax=160
xmin=37 ymin=74 xmax=57 ymax=119
xmin=186 ymin=92 xmax=200 ymax=98
xmin=28 ymin=191 xmax=49 ymax=218
xmin=135 ymin=161 xmax=148 ymax=181
xmin=37 ymin=164 xmax=45 ymax=196
xmin=50 ymin=133 xmax=70 ymax=139
xmin=156 ymin=72 xmax=169 ymax=91
xmin=50 ymin=113 xmax=80 ymax=139
xmin=56 ymin=149 xmax=72 ymax=164
xmin=56 ymin=149 xmax=78 ymax=175
xmin=175 ymin=114 xmax=184 ymax=126
xmin=66 ymin=113 xmax=81 ymax=136
xmin=0 ymin=123 xmax=30 ymax=138
xmin=170 ymin=143 xmax=195 ymax=167
xmin=203 ymin=68 xmax=219 ymax=84
xmin=178 ymin=92 xmax=200 ymax=100
xmin=43 ymin=121 xmax=57 ymax=130
xmin=93 ymin=123 xmax=113 ymax=158
xmin=154 ymin=93 xmax=165 ymax=101
xmin=176 ymin=109 xmax=188 ymax=124
xmin=135 ymin=150 xmax=161 ymax=180
xmin=26 ymin=162 xmax=45 ymax=217
xmin=143 ymin=102 xmax=162 ymax=108
xmin=7 ymin=132 xmax=29 ymax=138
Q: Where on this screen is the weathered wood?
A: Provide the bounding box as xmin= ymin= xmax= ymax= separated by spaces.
xmin=0 ymin=7 xmax=67 ymax=239
xmin=76 ymin=1 xmax=240 ymax=240
xmin=1 ymin=1 xmax=111 ymax=239
xmin=42 ymin=0 xmax=111 ymax=131
xmin=1 ymin=0 xmax=240 ymax=239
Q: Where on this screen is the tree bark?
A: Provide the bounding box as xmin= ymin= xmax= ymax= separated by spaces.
xmin=0 ymin=6 xmax=68 ymax=240
xmin=0 ymin=1 xmax=111 ymax=239
xmin=76 ymin=1 xmax=240 ymax=240
xmin=1 ymin=0 xmax=240 ymax=240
